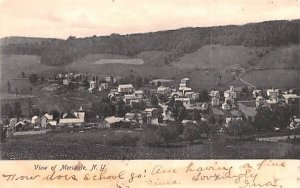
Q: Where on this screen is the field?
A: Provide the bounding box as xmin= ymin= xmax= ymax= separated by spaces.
xmin=1 ymin=44 xmax=300 ymax=94
xmin=1 ymin=130 xmax=299 ymax=159
xmin=94 ymin=58 xmax=144 ymax=65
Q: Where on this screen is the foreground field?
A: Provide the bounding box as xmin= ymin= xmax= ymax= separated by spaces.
xmin=1 ymin=130 xmax=299 ymax=160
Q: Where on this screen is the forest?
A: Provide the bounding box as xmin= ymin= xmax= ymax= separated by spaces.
xmin=1 ymin=19 xmax=299 ymax=66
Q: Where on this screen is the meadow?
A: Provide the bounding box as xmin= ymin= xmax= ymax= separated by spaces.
xmin=1 ymin=129 xmax=299 ymax=159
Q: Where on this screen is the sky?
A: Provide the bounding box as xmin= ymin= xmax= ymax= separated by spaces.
xmin=0 ymin=0 xmax=299 ymax=39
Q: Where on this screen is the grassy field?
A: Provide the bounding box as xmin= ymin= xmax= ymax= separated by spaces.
xmin=1 ymin=130 xmax=299 ymax=160
xmin=1 ymin=44 xmax=299 ymax=93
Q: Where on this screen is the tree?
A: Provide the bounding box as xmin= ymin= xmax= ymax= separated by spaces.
xmin=142 ymin=124 xmax=164 ymax=147
xmin=183 ymin=122 xmax=202 ymax=144
xmin=217 ymin=116 xmax=224 ymax=126
xmin=227 ymin=119 xmax=254 ymax=139
xmin=253 ymin=107 xmax=274 ymax=131
xmin=167 ymin=100 xmax=186 ymax=122
xmin=200 ymin=89 xmax=210 ymax=102
xmin=1 ymin=103 xmax=14 ymax=118
xmin=7 ymin=81 xmax=11 ymax=93
xmin=160 ymin=124 xmax=180 ymax=146
xmin=29 ymin=73 xmax=38 ymax=84
xmin=150 ymin=95 xmax=158 ymax=107
xmin=272 ymin=106 xmax=290 ymax=130
xmin=50 ymin=109 xmax=60 ymax=121
xmin=14 ymin=102 xmax=22 ymax=121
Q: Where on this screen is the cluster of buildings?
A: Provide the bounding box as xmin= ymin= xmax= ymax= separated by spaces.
xmin=4 ymin=71 xmax=300 ymax=133
xmin=5 ymin=107 xmax=86 ymax=132
xmin=255 ymin=88 xmax=300 ymax=108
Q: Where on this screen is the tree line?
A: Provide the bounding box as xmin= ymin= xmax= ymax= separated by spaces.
xmin=1 ymin=20 xmax=299 ymax=66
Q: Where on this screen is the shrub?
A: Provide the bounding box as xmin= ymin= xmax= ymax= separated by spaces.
xmin=142 ymin=124 xmax=164 ymax=147
xmin=183 ymin=122 xmax=202 ymax=144
xmin=105 ymin=134 xmax=139 ymax=147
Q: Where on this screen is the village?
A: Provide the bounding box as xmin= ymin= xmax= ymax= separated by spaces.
xmin=1 ymin=70 xmax=300 ymax=147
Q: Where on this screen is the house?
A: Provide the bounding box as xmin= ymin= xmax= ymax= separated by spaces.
xmin=253 ymin=89 xmax=262 ymax=98
xmin=9 ymin=118 xmax=18 ymax=127
xmin=58 ymin=108 xmax=85 ymax=126
xmin=267 ymin=89 xmax=279 ymax=99
xmin=118 ymin=84 xmax=134 ymax=94
xmin=150 ymin=79 xmax=174 ymax=87
xmin=185 ymin=92 xmax=199 ymax=101
xmin=57 ymin=73 xmax=64 ymax=79
xmin=222 ymin=103 xmax=231 ymax=110
xmin=89 ymin=80 xmax=96 ymax=89
xmin=41 ymin=113 xmax=53 ymax=128
xmin=124 ymin=113 xmax=145 ymax=124
xmin=123 ymin=94 xmax=140 ymax=105
xmin=175 ymin=97 xmax=191 ymax=108
xmin=256 ymin=96 xmax=266 ymax=108
xmin=266 ymin=97 xmax=279 ymax=105
xmin=180 ymin=78 xmax=191 ymax=87
xmin=144 ymin=108 xmax=159 ymax=125
xmin=289 ymin=116 xmax=300 ymax=129
xmin=31 ymin=116 xmax=39 ymax=125
xmin=113 ymin=76 xmax=122 ymax=84
xmin=48 ymin=120 xmax=57 ymax=127
xmin=157 ymin=86 xmax=171 ymax=95
xmin=282 ymin=94 xmax=300 ymax=104
xmin=103 ymin=116 xmax=124 ymax=128
xmin=211 ymin=97 xmax=220 ymax=106
xmin=105 ymin=76 xmax=112 ymax=83
xmin=210 ymin=90 xmax=220 ymax=98
xmin=178 ymin=86 xmax=192 ymax=96
xmin=182 ymin=119 xmax=197 ymax=126
xmin=63 ymin=79 xmax=70 ymax=86
xmin=15 ymin=120 xmax=32 ymax=131
xmin=99 ymin=83 xmax=108 ymax=91
xmin=170 ymin=91 xmax=183 ymax=98
xmin=134 ymin=90 xmax=144 ymax=98
xmin=225 ymin=116 xmax=243 ymax=127
xmin=89 ymin=80 xmax=97 ymax=93
xmin=224 ymin=86 xmax=237 ymax=104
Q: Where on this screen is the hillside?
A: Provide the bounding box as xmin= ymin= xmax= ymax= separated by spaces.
xmin=0 ymin=19 xmax=299 ymax=66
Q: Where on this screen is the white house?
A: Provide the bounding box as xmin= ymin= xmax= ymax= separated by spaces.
xmin=267 ymin=89 xmax=279 ymax=98
xmin=282 ymin=94 xmax=300 ymax=104
xmin=256 ymin=96 xmax=266 ymax=108
xmin=124 ymin=113 xmax=144 ymax=124
xmin=118 ymin=84 xmax=134 ymax=94
xmin=252 ymin=89 xmax=262 ymax=98
xmin=150 ymin=79 xmax=174 ymax=87
xmin=99 ymin=83 xmax=108 ymax=91
xmin=144 ymin=108 xmax=159 ymax=125
xmin=123 ymin=94 xmax=140 ymax=105
xmin=134 ymin=90 xmax=144 ymax=98
xmin=175 ymin=97 xmax=191 ymax=108
xmin=103 ymin=116 xmax=124 ymax=128
xmin=224 ymin=86 xmax=237 ymax=104
xmin=222 ymin=103 xmax=231 ymax=110
xmin=210 ymin=90 xmax=220 ymax=98
xmin=31 ymin=116 xmax=39 ymax=125
xmin=211 ymin=97 xmax=220 ymax=106
xmin=58 ymin=111 xmax=85 ymax=126
xmin=157 ymin=86 xmax=171 ymax=95
xmin=63 ymin=79 xmax=70 ymax=86
xmin=41 ymin=113 xmax=53 ymax=128
xmin=180 ymin=78 xmax=191 ymax=87
xmin=182 ymin=119 xmax=197 ymax=126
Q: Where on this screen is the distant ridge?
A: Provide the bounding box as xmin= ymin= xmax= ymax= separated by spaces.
xmin=1 ymin=19 xmax=299 ymax=66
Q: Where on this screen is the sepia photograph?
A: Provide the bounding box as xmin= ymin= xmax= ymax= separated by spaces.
xmin=0 ymin=0 xmax=300 ymax=160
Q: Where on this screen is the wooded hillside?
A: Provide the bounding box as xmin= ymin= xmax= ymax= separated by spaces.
xmin=1 ymin=19 xmax=299 ymax=66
